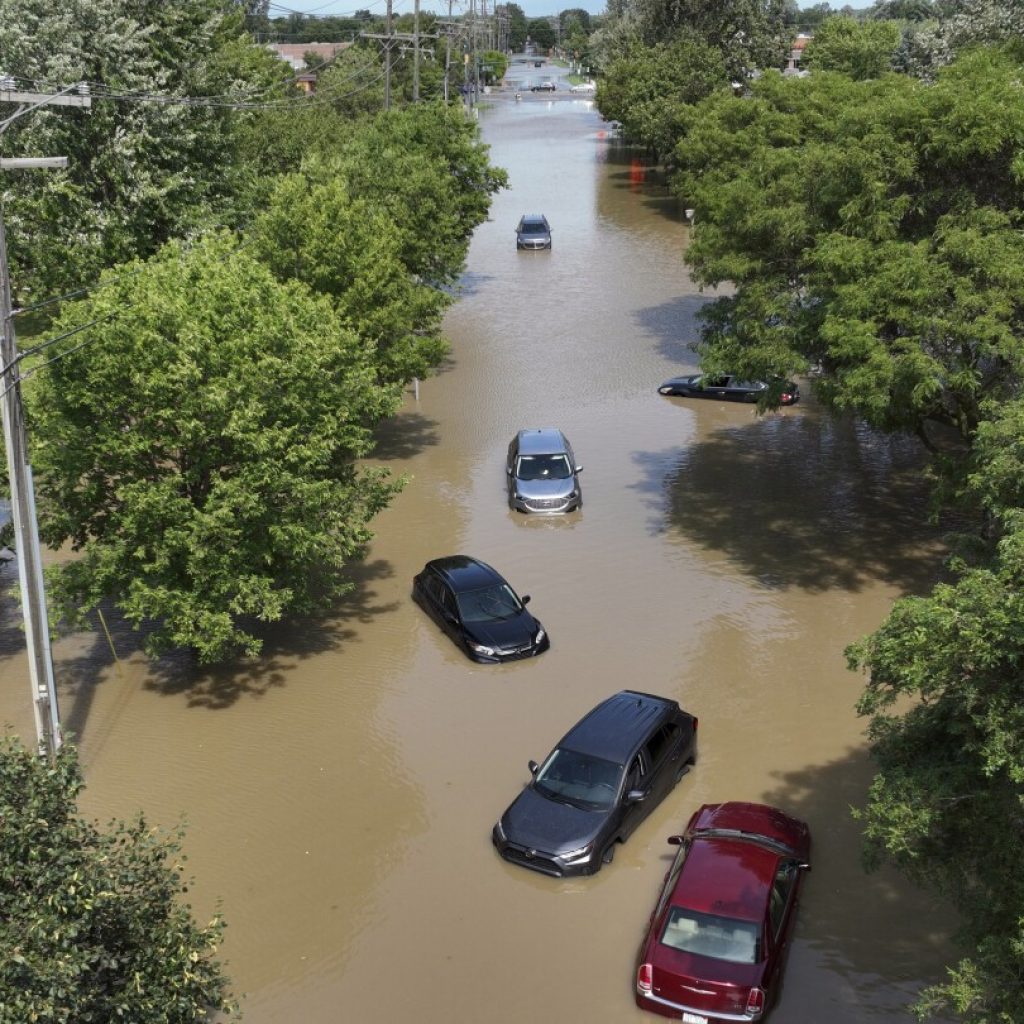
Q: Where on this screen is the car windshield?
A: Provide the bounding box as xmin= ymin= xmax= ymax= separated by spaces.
xmin=520 ymin=220 xmax=548 ymax=235
xmin=456 ymin=583 xmax=522 ymax=623
xmin=516 ymin=453 xmax=571 ymax=480
xmin=660 ymin=907 xmax=761 ymax=965
xmin=533 ymin=748 xmax=623 ymax=810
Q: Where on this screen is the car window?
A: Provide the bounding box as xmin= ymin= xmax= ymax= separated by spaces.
xmin=770 ymin=862 xmax=798 ymax=937
xmin=625 ymin=753 xmax=645 ymax=792
xmin=515 ymin=454 xmax=572 ymax=480
xmin=704 ymin=375 xmax=730 ymax=388
xmin=655 ymin=843 xmax=688 ymax=920
xmin=660 ymin=907 xmax=760 ymax=964
xmin=645 ymin=723 xmax=680 ymax=766
xmin=534 ymin=748 xmax=624 ymax=810
xmin=456 ymin=583 xmax=521 ymax=623
xmin=422 ymin=574 xmax=446 ymax=606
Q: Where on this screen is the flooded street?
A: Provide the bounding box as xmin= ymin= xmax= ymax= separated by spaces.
xmin=1 ymin=95 xmax=955 ymax=1022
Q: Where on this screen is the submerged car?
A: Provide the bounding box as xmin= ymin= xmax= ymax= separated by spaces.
xmin=516 ymin=214 xmax=552 ymax=249
xmin=530 ymin=80 xmax=556 ymax=91
xmin=412 ymin=555 xmax=548 ymax=663
xmin=635 ymin=802 xmax=811 ymax=1022
xmin=658 ymin=374 xmax=799 ymax=405
xmin=493 ymin=690 xmax=698 ymax=877
xmin=507 ymin=428 xmax=582 ymax=514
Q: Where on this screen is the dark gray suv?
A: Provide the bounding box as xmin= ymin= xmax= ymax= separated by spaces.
xmin=506 ymin=428 xmax=581 ymax=513
xmin=493 ymin=690 xmax=698 ymax=876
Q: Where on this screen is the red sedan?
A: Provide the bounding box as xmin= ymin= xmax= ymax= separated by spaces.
xmin=635 ymin=802 xmax=811 ymax=1023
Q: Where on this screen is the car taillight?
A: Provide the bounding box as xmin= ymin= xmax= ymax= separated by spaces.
xmin=781 ymin=392 xmax=792 ymax=403
xmin=637 ymin=963 xmax=653 ymax=994
xmin=746 ymin=987 xmax=766 ymax=1017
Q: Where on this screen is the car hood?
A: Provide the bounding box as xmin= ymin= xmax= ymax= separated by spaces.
xmin=514 ymin=477 xmax=576 ymax=500
xmin=500 ymin=785 xmax=606 ymax=854
xmin=464 ymin=611 xmax=539 ymax=650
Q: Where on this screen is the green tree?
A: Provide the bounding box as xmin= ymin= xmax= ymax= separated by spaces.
xmin=0 ymin=0 xmax=290 ymax=300
xmin=596 ymin=36 xmax=728 ymax=158
xmin=248 ymin=173 xmax=449 ymax=386
xmin=801 ymin=15 xmax=901 ymax=77
xmin=481 ymin=50 xmax=509 ymax=84
xmin=847 ymin=402 xmax=1024 ymax=1020
xmin=674 ymin=48 xmax=1024 ymax=442
xmin=29 ymin=233 xmax=402 ymax=663
xmin=528 ymin=17 xmax=556 ymax=51
xmin=326 ymin=102 xmax=508 ymax=288
xmin=507 ymin=3 xmax=529 ymax=52
xmin=560 ymin=7 xmax=593 ymax=32
xmin=0 ymin=735 xmax=234 ymax=1022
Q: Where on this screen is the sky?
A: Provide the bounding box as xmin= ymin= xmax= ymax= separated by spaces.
xmin=267 ymin=0 xmax=608 ymax=19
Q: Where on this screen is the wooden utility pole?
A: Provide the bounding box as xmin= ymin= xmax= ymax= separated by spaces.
xmin=385 ymin=0 xmax=393 ymax=109
xmin=0 ymin=81 xmax=91 ymax=760
xmin=413 ymin=0 xmax=420 ymax=102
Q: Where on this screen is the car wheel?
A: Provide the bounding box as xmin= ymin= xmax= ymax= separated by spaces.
xmin=601 ymin=842 xmax=616 ymax=865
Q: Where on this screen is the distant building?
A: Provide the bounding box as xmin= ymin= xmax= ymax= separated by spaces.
xmin=265 ymin=42 xmax=353 ymax=93
xmin=784 ymin=34 xmax=811 ymax=76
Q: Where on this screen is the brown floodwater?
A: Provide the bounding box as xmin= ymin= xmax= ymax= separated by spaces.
xmin=1 ymin=95 xmax=956 ymax=1023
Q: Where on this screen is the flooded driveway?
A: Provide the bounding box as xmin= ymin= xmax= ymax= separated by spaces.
xmin=0 ymin=95 xmax=954 ymax=1022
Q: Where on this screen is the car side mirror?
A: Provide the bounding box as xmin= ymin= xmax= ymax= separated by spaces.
xmin=627 ymin=789 xmax=646 ymax=803
xmin=798 ymin=861 xmax=811 ymax=871
xmin=667 ymin=835 xmax=685 ymax=846
xmin=528 ymin=759 xmax=539 ymax=775
xmin=506 ymin=466 xmax=513 ymax=474
xmin=521 ymin=594 xmax=531 ymax=605
xmin=575 ymin=465 xmax=583 ymax=473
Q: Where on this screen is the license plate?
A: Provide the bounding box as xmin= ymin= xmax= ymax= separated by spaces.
xmin=682 ymin=1014 xmax=708 ymax=1024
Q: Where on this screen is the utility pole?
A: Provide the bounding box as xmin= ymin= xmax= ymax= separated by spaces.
xmin=0 ymin=80 xmax=91 ymax=760
xmin=413 ymin=0 xmax=420 ymax=102
xmin=385 ymin=0 xmax=393 ymax=110
xmin=443 ymin=0 xmax=453 ymax=103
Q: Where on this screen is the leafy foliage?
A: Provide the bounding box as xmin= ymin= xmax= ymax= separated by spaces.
xmin=0 ymin=735 xmax=234 ymax=1022
xmin=674 ymin=48 xmax=1024 ymax=440
xmin=28 ymin=233 xmax=403 ymax=662
xmin=248 ymin=172 xmax=449 ymax=386
xmin=0 ymin=0 xmax=290 ymax=301
xmin=848 ymin=410 xmax=1024 ymax=1021
xmin=801 ymin=15 xmax=902 ymax=77
xmin=596 ymin=36 xmax=728 ymax=158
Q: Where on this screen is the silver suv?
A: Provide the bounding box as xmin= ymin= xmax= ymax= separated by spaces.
xmin=507 ymin=428 xmax=582 ymax=513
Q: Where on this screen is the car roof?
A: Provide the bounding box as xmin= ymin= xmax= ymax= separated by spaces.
xmin=517 ymin=428 xmax=569 ymax=455
xmin=672 ymin=835 xmax=779 ymax=922
xmin=560 ymin=690 xmax=681 ymax=764
xmin=520 ymin=214 xmax=548 ymax=224
xmin=425 ymin=555 xmax=502 ymax=592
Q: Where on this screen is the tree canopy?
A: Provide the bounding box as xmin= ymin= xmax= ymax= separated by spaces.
xmin=674 ymin=48 xmax=1024 ymax=448
xmin=801 ymin=15 xmax=902 ymax=77
xmin=29 ymin=234 xmax=403 ymax=663
xmin=0 ymin=735 xmax=234 ymax=1022
xmin=0 ymin=0 xmax=290 ymax=301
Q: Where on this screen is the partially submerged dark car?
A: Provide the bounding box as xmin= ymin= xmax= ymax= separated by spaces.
xmin=658 ymin=374 xmax=799 ymax=406
xmin=493 ymin=690 xmax=698 ymax=876
xmin=412 ymin=555 xmax=548 ymax=663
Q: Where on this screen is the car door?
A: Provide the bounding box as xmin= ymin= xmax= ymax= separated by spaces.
xmin=506 ymin=436 xmax=519 ymax=498
xmin=704 ymin=374 xmax=730 ymax=399
xmin=619 ymin=752 xmax=651 ymax=838
xmin=763 ymin=860 xmax=801 ymax=995
xmin=642 ymin=722 xmax=686 ymax=805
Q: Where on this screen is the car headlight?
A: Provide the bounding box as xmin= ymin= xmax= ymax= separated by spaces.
xmin=534 ymin=627 xmax=546 ymax=645
xmin=560 ymin=842 xmax=594 ymax=863
xmin=468 ymin=642 xmax=495 ymax=656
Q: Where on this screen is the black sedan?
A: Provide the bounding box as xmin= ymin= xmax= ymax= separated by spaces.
xmin=412 ymin=555 xmax=549 ymax=663
xmin=658 ymin=373 xmax=799 ymax=405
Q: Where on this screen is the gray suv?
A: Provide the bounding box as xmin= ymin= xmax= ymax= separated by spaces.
xmin=507 ymin=428 xmax=582 ymax=513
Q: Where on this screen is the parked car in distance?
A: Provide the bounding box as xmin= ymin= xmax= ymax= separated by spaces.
xmin=635 ymin=802 xmax=811 ymax=1022
xmin=493 ymin=691 xmax=698 ymax=877
xmin=658 ymin=374 xmax=800 ymax=406
xmin=507 ymin=428 xmax=582 ymax=514
xmin=570 ymin=81 xmax=596 ymax=94
xmin=413 ymin=556 xmax=549 ymax=663
xmin=530 ymin=81 xmax=556 ymax=91
xmin=516 ymin=213 xmax=552 ymax=250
